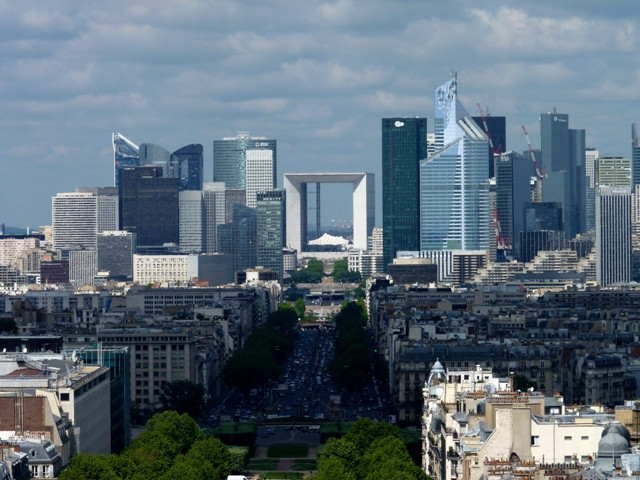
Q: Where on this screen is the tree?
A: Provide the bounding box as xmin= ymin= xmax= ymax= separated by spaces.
xmin=58 ymin=454 xmax=119 ymax=480
xmin=333 ymin=260 xmax=361 ymax=283
xmin=294 ymin=297 xmax=306 ymax=319
xmin=159 ymin=380 xmax=206 ymax=420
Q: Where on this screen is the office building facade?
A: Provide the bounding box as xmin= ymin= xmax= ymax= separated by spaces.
xmin=213 ymin=132 xmax=276 ymax=191
xmin=52 ymin=192 xmax=98 ymax=251
xmin=68 ymin=249 xmax=98 ymax=286
xmin=246 ymin=149 xmax=276 ymax=208
xmin=596 ymin=185 xmax=632 ymax=286
xmin=170 ymin=144 xmax=204 ymax=191
xmin=597 ymin=156 xmax=632 ymax=188
xmin=256 ymin=190 xmax=285 ymax=281
xmin=139 ymin=143 xmax=171 ymax=176
xmin=97 ymin=231 xmax=135 ymax=280
xmin=632 ymin=123 xmax=640 ymax=189
xmin=179 ymin=191 xmax=203 ymax=254
xmin=113 ymin=133 xmax=139 ymax=187
xmin=203 ymin=182 xmax=226 ymax=254
xmin=540 ymin=112 xmax=586 ymax=239
xmin=118 ymin=166 xmax=179 ymax=248
xmin=585 ymin=148 xmax=599 ymax=232
xmin=382 ymin=117 xmax=426 ymax=268
xmin=217 ymin=204 xmax=257 ymax=275
xmin=420 ymin=74 xmax=490 ymax=251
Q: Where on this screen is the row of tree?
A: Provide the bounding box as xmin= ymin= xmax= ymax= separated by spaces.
xmin=221 ymin=306 xmax=299 ymax=394
xmin=332 ymin=260 xmax=362 ymax=283
xmin=59 ymin=411 xmax=234 ymax=480
xmin=290 ymin=258 xmax=324 ymax=283
xmin=310 ymin=418 xmax=429 ymax=480
xmin=329 ymin=300 xmax=372 ymax=392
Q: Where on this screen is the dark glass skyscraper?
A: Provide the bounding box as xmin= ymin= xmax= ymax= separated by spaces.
xmin=113 ymin=133 xmax=139 ymax=187
xmin=171 ymin=144 xmax=204 ymax=191
xmin=540 ymin=112 xmax=586 ymax=239
xmin=382 ymin=117 xmax=426 ymax=269
xmin=118 ymin=166 xmax=179 ymax=247
xmin=217 ymin=203 xmax=257 ymax=275
xmin=471 ymin=115 xmax=506 ymax=178
xmin=256 ymin=190 xmax=285 ymax=281
xmin=213 ymin=133 xmax=277 ymax=191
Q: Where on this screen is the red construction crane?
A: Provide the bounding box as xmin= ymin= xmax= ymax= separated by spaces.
xmin=492 ymin=203 xmax=510 ymax=262
xmin=521 ymin=125 xmax=544 ymax=202
xmin=477 ymin=104 xmax=502 ymax=155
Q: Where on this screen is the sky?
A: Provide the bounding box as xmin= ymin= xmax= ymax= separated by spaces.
xmin=1 ymin=0 xmax=639 ymax=230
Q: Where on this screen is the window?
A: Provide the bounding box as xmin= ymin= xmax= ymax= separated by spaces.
xmin=531 ymin=436 xmax=540 ymax=446
xmin=60 ymin=392 xmax=70 ymax=401
xmin=581 ymin=436 xmax=589 ymax=440
xmin=564 ymin=436 xmax=572 ymax=441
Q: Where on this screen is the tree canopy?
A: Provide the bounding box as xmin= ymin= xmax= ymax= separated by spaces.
xmin=311 ymin=418 xmax=429 ymax=480
xmin=59 ymin=411 xmax=231 ymax=480
xmin=332 ymin=260 xmax=361 ymax=283
xmin=329 ymin=301 xmax=373 ymax=392
xmin=290 ymin=259 xmax=324 ymax=283
xmin=221 ymin=306 xmax=299 ymax=393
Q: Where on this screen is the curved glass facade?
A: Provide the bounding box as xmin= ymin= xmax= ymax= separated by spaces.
xmin=113 ymin=133 xmax=139 ymax=187
xmin=420 ymin=75 xmax=490 ymax=251
xmin=213 ymin=133 xmax=276 ymax=191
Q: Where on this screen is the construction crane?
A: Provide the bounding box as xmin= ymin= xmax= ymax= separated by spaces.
xmin=492 ymin=203 xmax=511 ymax=262
xmin=521 ymin=125 xmax=544 ymax=202
xmin=476 ymin=104 xmax=502 ymax=155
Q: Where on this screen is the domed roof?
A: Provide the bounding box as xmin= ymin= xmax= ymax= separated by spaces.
xmin=602 ymin=421 xmax=631 ymax=442
xmin=427 ymin=359 xmax=447 ymax=387
xmin=598 ymin=431 xmax=630 ymax=456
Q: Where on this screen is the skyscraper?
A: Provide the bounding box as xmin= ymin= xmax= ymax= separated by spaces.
xmin=76 ymin=187 xmax=119 ymax=233
xmin=246 ymin=149 xmax=276 ymax=208
xmin=217 ymin=204 xmax=257 ymax=275
xmin=256 ymin=190 xmax=285 ymax=281
xmin=171 ymin=144 xmax=204 ymax=191
xmin=203 ymin=182 xmax=226 ymax=254
xmin=540 ymin=112 xmax=586 ymax=239
xmin=471 ymin=115 xmax=506 ymax=178
xmin=213 ymin=132 xmax=277 ymax=191
xmin=139 ymin=143 xmax=171 ymax=176
xmin=113 ymin=133 xmax=139 ymax=187
xmin=632 ymin=123 xmax=640 ymax=189
xmin=420 ymin=74 xmax=490 ymax=251
xmin=596 ymin=185 xmax=631 ymax=286
xmin=381 ymin=117 xmax=426 ymax=269
xmin=179 ymin=190 xmax=203 ymax=254
xmin=597 ymin=157 xmax=632 ymax=188
xmin=118 ymin=166 xmax=179 ymax=248
xmin=52 ymin=192 xmax=98 ymax=251
xmin=585 ymin=148 xmax=599 ymax=232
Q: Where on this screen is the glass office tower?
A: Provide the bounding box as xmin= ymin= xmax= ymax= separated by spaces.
xmin=632 ymin=123 xmax=640 ymax=189
xmin=213 ymin=132 xmax=276 ymax=191
xmin=171 ymin=144 xmax=204 ymax=191
xmin=420 ymin=74 xmax=490 ymax=251
xmin=381 ymin=117 xmax=427 ymax=269
xmin=256 ymin=190 xmax=285 ymax=281
xmin=113 ymin=133 xmax=139 ymax=187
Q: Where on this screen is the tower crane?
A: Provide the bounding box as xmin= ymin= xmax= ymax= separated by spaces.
xmin=492 ymin=204 xmax=511 ymax=262
xmin=476 ymin=104 xmax=502 ymax=155
xmin=521 ymin=125 xmax=544 ymax=202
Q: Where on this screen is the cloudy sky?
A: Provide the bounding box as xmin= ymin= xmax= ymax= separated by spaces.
xmin=1 ymin=0 xmax=638 ymax=229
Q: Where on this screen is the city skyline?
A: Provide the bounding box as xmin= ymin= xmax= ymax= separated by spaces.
xmin=1 ymin=1 xmax=639 ymax=228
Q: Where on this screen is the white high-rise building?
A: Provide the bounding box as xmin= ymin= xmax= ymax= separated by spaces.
xmin=596 ymin=185 xmax=632 ymax=286
xmin=246 ymin=149 xmax=276 ymax=208
xmin=52 ymin=193 xmax=98 ymax=251
xmin=76 ymin=187 xmax=119 ymax=233
xmin=203 ymin=182 xmax=226 ymax=254
xmin=179 ymin=191 xmax=203 ymax=254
